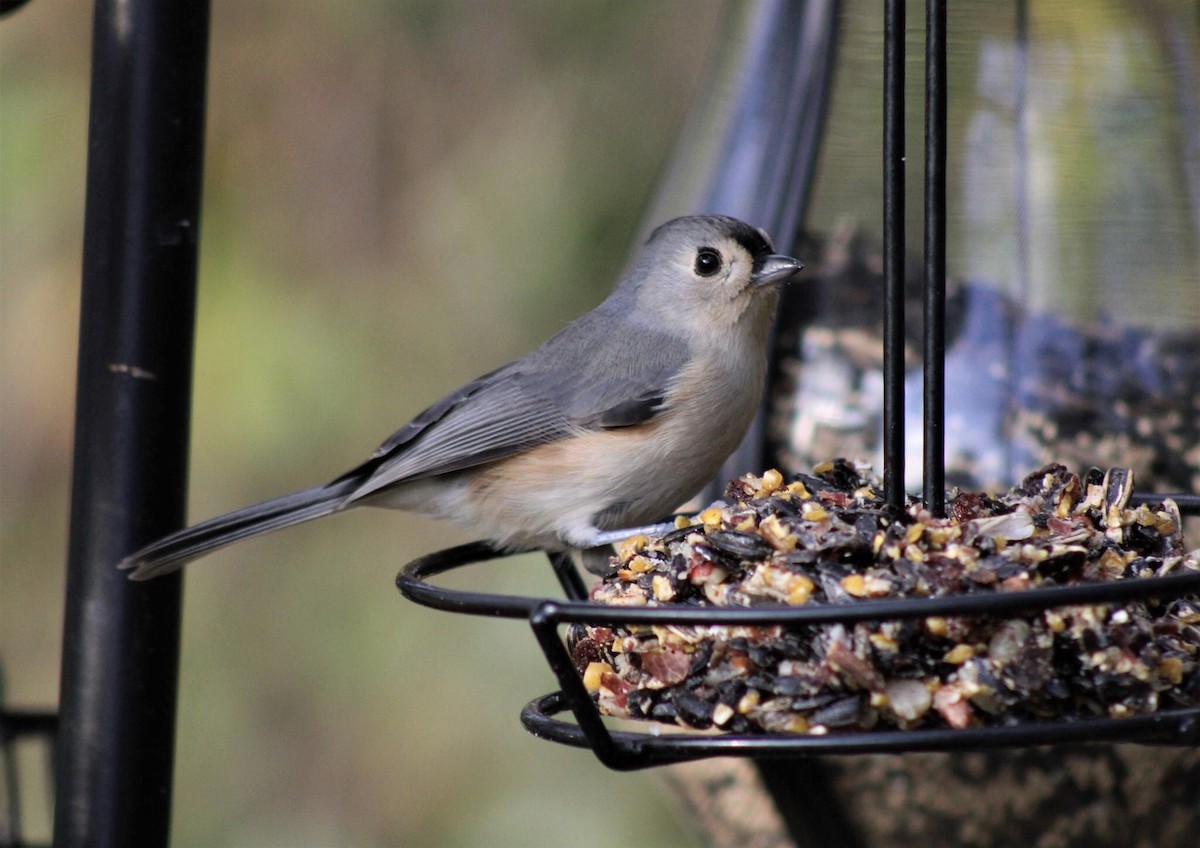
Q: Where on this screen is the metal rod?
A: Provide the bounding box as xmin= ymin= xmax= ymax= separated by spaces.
xmin=528 ymin=602 xmax=627 ymax=770
xmin=1131 ymin=492 xmax=1200 ymax=512
xmin=401 ymin=541 xmax=1200 ymax=625
xmin=1012 ymin=0 xmax=1031 ymax=306
xmin=922 ymin=0 xmax=947 ymax=515
xmin=883 ymin=0 xmax=907 ymax=509
xmin=54 ymin=2 xmax=210 ymax=846
xmin=522 ymin=693 xmax=1200 ymax=764
xmin=1003 ymin=0 xmax=1031 ymax=482
xmin=549 ymin=552 xmax=590 ymax=602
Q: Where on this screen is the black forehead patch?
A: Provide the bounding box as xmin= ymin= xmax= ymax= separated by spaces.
xmin=648 ymin=214 xmax=777 ymax=258
xmin=724 ymin=218 xmax=775 ymax=259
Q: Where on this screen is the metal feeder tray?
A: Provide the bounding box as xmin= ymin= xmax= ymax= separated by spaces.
xmin=397 ymin=503 xmax=1200 ymax=771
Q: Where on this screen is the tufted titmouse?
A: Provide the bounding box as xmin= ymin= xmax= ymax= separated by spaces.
xmin=121 ymin=215 xmax=804 ymax=579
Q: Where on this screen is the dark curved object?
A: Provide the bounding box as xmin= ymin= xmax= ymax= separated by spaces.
xmin=520 ymin=693 xmax=1200 ymax=771
xmin=399 ymin=540 xmax=1200 ymax=623
xmin=0 ymin=0 xmax=33 ymax=18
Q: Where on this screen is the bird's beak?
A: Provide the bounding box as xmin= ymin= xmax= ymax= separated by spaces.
xmin=751 ymin=254 xmax=804 ymax=288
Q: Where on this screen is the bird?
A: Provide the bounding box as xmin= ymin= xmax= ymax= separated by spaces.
xmin=120 ymin=215 xmax=804 ymax=580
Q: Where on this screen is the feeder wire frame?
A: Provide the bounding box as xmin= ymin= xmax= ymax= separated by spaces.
xmin=397 ymin=535 xmax=1200 ymax=770
xmin=881 ymin=0 xmax=906 ymax=509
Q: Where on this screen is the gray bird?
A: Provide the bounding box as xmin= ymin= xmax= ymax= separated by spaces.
xmin=121 ymin=215 xmax=804 ymax=579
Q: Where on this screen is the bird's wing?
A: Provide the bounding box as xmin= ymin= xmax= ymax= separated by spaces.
xmin=341 ymin=314 xmax=691 ymax=501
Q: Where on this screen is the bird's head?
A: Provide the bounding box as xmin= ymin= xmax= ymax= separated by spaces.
xmin=628 ymin=215 xmax=804 ymax=340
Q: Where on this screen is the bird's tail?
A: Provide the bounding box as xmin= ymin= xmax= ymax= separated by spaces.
xmin=119 ymin=479 xmax=359 ymax=580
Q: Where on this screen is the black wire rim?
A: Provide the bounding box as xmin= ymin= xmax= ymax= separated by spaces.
xmin=520 ymin=692 xmax=1200 ymax=772
xmin=398 ymin=540 xmax=1200 ymax=769
xmin=399 ymin=540 xmax=1200 ymax=624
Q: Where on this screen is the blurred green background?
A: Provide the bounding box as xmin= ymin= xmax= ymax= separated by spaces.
xmin=1 ymin=2 xmax=724 ymax=845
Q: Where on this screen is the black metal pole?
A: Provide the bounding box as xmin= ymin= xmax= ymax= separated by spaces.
xmin=54 ymin=2 xmax=209 ymax=846
xmin=883 ymin=0 xmax=906 ymax=509
xmin=922 ymin=0 xmax=947 ymax=515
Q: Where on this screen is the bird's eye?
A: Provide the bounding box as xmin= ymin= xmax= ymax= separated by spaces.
xmin=694 ymin=247 xmax=723 ymax=277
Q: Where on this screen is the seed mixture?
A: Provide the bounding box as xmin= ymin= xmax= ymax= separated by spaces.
xmin=571 ymin=461 xmax=1200 ymax=734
